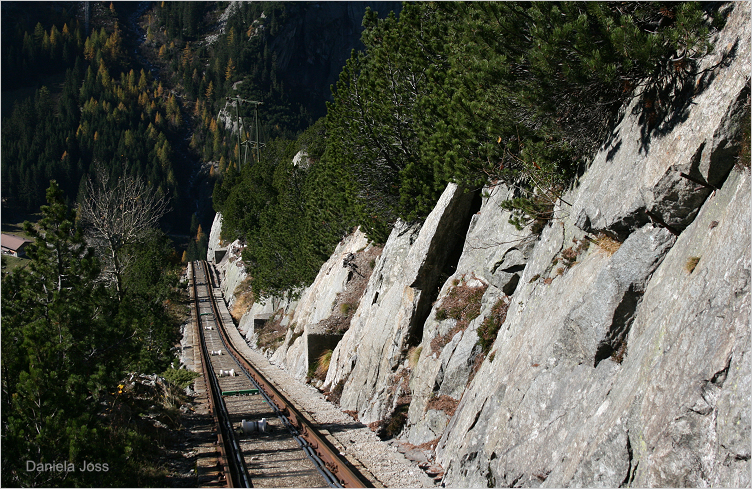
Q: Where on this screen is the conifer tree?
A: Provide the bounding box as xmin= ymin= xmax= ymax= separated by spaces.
xmin=1 ymin=182 xmax=116 ymax=486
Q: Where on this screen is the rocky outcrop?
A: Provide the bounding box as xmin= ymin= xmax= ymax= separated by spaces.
xmin=434 ymin=167 xmax=749 ymax=488
xmin=324 ymin=183 xmax=480 ymax=425
xmin=206 ymin=212 xmax=227 ymax=263
xmin=403 ymin=184 xmax=531 ymax=446
xmin=431 ymin=5 xmax=750 ymax=487
xmin=271 ymin=229 xmax=373 ymax=379
xmin=207 ymin=213 xmax=247 ymax=306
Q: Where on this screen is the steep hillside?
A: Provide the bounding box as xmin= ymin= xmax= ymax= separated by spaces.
xmin=211 ymin=3 xmax=750 ymax=486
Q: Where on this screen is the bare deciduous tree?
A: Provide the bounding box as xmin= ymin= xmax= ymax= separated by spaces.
xmin=78 ymin=168 xmax=170 ymax=298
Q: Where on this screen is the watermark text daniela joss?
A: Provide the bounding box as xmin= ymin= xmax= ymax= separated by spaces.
xmin=26 ymin=460 xmax=109 ymax=473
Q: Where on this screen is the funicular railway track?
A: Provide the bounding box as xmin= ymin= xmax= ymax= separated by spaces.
xmin=190 ymin=261 xmax=371 ymax=488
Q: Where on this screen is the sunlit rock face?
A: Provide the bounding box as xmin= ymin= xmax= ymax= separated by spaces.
xmin=432 ymin=5 xmax=750 ymax=487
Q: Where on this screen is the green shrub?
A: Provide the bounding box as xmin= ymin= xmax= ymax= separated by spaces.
xmin=162 ymin=368 xmax=200 ymax=389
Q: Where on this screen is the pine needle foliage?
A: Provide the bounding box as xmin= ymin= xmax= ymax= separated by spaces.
xmin=328 ymin=2 xmax=721 ymax=233
xmin=2 ymin=182 xmax=182 ymax=486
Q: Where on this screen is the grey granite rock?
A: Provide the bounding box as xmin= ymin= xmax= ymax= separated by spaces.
xmin=565 ymin=224 xmax=676 ymax=367
xmin=434 ymin=6 xmax=750 ymax=487
xmin=570 ymin=4 xmax=750 ymax=240
xmin=326 ymin=183 xmax=478 ymax=424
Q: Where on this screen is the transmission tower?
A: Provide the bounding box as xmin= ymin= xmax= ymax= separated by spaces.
xmin=225 ymin=96 xmax=264 ymax=170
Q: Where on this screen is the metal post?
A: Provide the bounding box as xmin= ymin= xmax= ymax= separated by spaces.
xmin=254 ymin=102 xmax=260 ymax=164
xmin=225 ymin=97 xmax=264 ymax=169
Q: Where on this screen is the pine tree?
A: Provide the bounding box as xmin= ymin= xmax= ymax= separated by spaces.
xmin=1 ymin=182 xmax=117 ymax=487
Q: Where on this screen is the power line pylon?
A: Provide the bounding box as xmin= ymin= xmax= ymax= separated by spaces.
xmin=225 ymin=96 xmax=264 ymax=170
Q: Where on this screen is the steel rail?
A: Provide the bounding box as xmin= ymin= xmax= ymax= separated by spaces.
xmin=198 ymin=261 xmax=342 ymax=487
xmin=192 ymin=262 xmax=253 ymax=488
xmin=198 ymin=261 xmax=373 ymax=488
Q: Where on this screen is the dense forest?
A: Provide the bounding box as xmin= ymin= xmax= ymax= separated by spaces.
xmin=1 ymin=1 xmax=722 ymax=485
xmin=2 ymin=2 xmax=200 ymax=485
xmin=1 ymin=3 xmax=184 ymax=219
xmin=2 ymin=181 xmax=185 ymax=486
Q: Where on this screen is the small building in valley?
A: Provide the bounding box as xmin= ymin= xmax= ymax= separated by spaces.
xmin=1 ymin=234 xmax=32 ymax=258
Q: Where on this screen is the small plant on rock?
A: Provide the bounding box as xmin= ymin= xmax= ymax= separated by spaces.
xmin=431 ymin=278 xmax=488 ymax=352
xmin=408 ymin=346 xmax=423 ymax=369
xmin=314 ymin=349 xmax=333 ymax=380
xmin=593 ymin=233 xmax=621 ymax=256
xmin=477 ymin=297 xmax=510 ymax=356
xmin=162 ymin=368 xmax=200 ymax=389
xmin=425 ymin=394 xmax=460 ymax=417
xmin=685 ymin=256 xmax=700 ymax=274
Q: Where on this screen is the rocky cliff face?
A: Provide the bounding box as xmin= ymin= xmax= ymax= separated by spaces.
xmin=210 ymin=4 xmax=750 ymax=486
xmin=270 ymin=228 xmax=375 ymax=379
xmin=432 ymin=6 xmax=749 ymax=486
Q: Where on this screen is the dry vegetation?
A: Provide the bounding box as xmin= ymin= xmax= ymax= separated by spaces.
xmin=611 ymin=339 xmax=628 ymax=363
xmin=735 ymin=94 xmax=750 ymax=173
xmin=425 ymin=394 xmax=460 ymax=417
xmin=230 ymin=277 xmax=254 ymax=322
xmin=593 ymin=233 xmax=622 ymax=256
xmin=408 ymin=346 xmax=423 ymax=369
xmin=478 ymin=297 xmax=509 ymax=354
xmin=312 ymin=349 xmax=333 ymax=381
xmin=431 ymin=277 xmax=488 ymax=353
xmin=685 ymin=256 xmax=701 ymax=274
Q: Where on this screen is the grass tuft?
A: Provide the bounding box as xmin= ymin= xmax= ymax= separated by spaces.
xmin=593 ymin=234 xmax=621 ymax=256
xmin=685 ymin=256 xmax=700 ymax=274
xmin=408 ymin=346 xmax=423 ymax=369
xmin=314 ymin=349 xmax=333 ymax=380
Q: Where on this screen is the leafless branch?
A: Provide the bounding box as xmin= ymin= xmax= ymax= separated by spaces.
xmin=78 ymin=166 xmax=170 ymax=298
